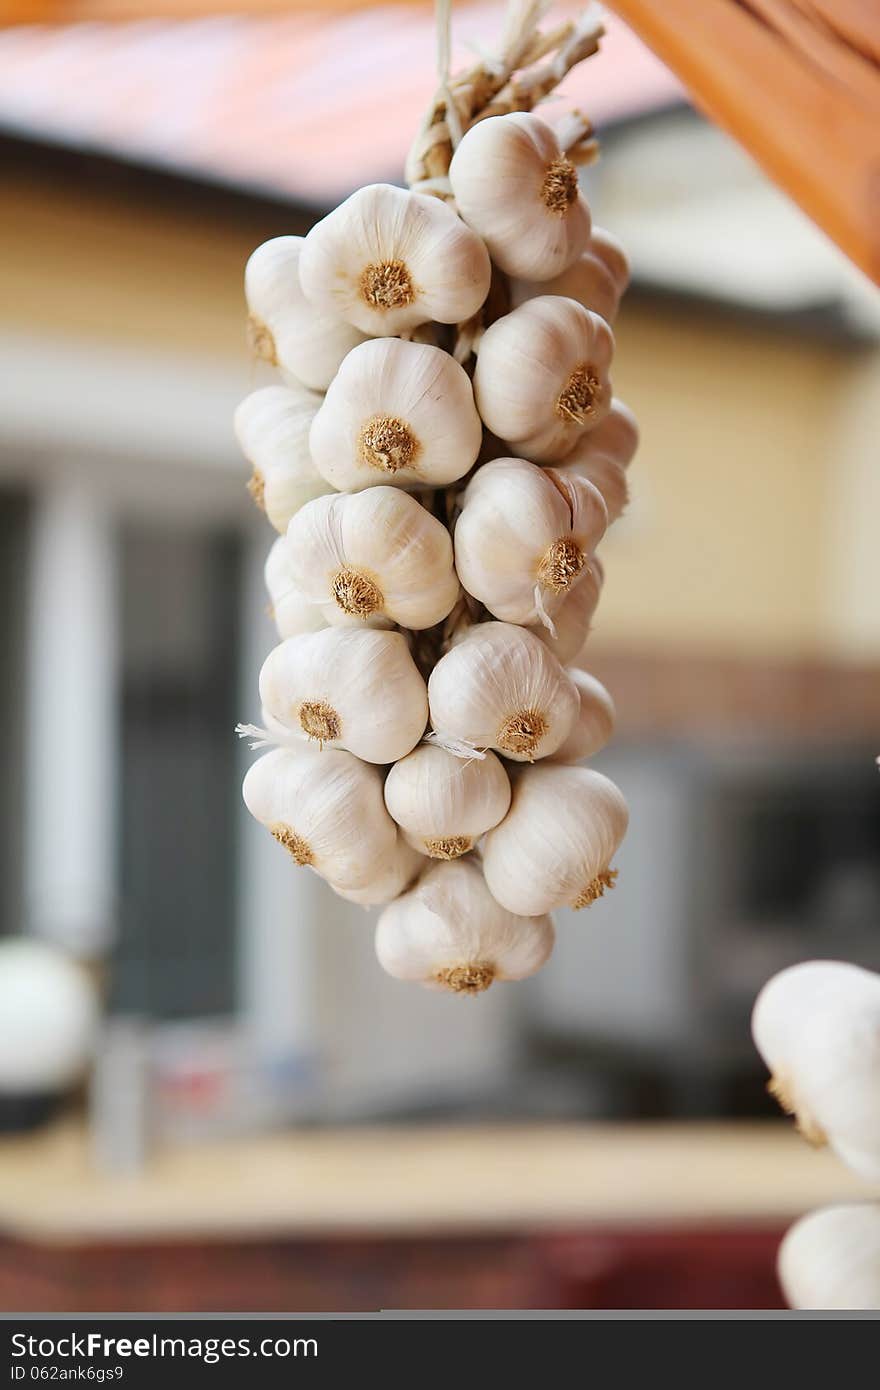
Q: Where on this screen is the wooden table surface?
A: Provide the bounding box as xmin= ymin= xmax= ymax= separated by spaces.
xmin=0 ymin=1121 xmax=874 ymax=1245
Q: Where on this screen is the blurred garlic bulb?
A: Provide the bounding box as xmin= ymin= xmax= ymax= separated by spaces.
xmin=454 ymin=458 xmax=607 ymax=626
xmin=242 ymin=746 xmax=396 ymax=890
xmin=309 ymin=338 xmax=481 ymax=492
xmin=428 ymin=621 xmax=578 ymax=762
xmin=299 ymin=183 xmax=491 ymax=336
xmin=234 ymin=384 xmax=329 ymax=533
xmin=474 ymin=297 xmax=614 ymax=463
xmin=384 ymin=743 xmax=511 ymax=859
xmin=332 ymin=837 xmax=426 ymax=908
xmin=528 ymin=556 xmax=604 ymax=665
xmin=259 ymin=628 xmax=427 ymax=765
xmin=264 ymin=536 xmax=327 ymax=641
xmin=778 ymin=1205 xmax=880 ymax=1311
xmin=510 ymin=228 xmax=630 ymax=324
xmin=245 ymin=236 xmax=367 ymax=392
xmin=550 ymin=669 xmax=615 ymax=762
xmin=483 ymin=764 xmax=628 ymax=915
xmin=752 ymin=960 xmax=880 ymax=1179
xmin=449 ymin=112 xmax=591 ymax=281
xmin=375 ymin=858 xmax=555 ymax=994
xmin=284 ymin=487 xmax=459 ymax=631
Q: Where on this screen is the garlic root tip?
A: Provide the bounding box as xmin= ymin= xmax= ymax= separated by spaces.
xmin=423 ymin=835 xmax=473 ymax=860
xmin=358 ymin=415 xmax=419 ymax=474
xmin=270 ymin=823 xmax=313 ymax=867
xmin=246 ymin=468 xmax=266 ymax=512
xmin=556 ymin=364 xmax=601 ymax=424
xmin=541 ymin=157 xmax=579 ymax=214
xmin=331 ymin=568 xmax=384 ymax=619
xmin=537 ymin=538 xmax=586 ymax=594
xmin=766 ymin=1074 xmax=828 ymax=1148
xmin=435 ymin=962 xmax=495 ymax=995
xmin=299 ymin=700 xmax=341 ymax=746
xmin=359 ymin=259 xmax=416 ymax=311
xmin=572 ymin=867 xmax=618 ymax=909
xmin=497 ymin=708 xmax=548 ymax=758
xmin=246 ymin=313 xmax=277 ymax=366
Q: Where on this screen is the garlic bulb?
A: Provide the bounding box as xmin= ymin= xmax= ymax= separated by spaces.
xmin=333 ymin=837 xmax=426 ymax=908
xmin=510 ymin=228 xmax=630 ymax=325
xmin=428 ymin=621 xmax=579 ymax=762
xmin=752 ymin=960 xmax=880 ymax=1179
xmin=375 ymin=857 xmax=555 ymax=994
xmin=474 ymin=297 xmax=614 ymax=463
xmin=298 ymin=183 xmax=491 ymax=336
xmin=244 ymin=236 xmax=367 ymax=392
xmin=483 ymin=764 xmax=628 ymax=915
xmin=454 ymin=457 xmax=607 ymax=626
xmin=264 ymin=536 xmax=327 ymax=641
xmin=528 ymin=556 xmax=604 ymax=665
xmin=283 ymin=487 xmax=459 ymax=631
xmin=449 ymin=112 xmax=591 ymax=281
xmin=234 ymin=384 xmax=329 ymax=533
xmin=573 ymin=397 xmax=640 ymax=466
xmin=384 ymin=743 xmax=511 ymax=859
xmin=554 ymin=452 xmax=628 ymax=526
xmin=309 ymin=338 xmax=481 ymax=492
xmin=259 ymin=628 xmax=427 ymax=765
xmin=550 ymin=669 xmax=615 ymax=762
xmin=778 ymin=1205 xmax=880 ymax=1311
xmin=242 ymin=746 xmax=396 ymax=890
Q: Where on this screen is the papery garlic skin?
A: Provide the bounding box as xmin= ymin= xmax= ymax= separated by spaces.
xmin=298 ymin=183 xmax=491 ymax=336
xmin=309 ymin=338 xmax=482 ymax=492
xmin=528 ymin=555 xmax=604 ymax=665
xmin=284 ymin=487 xmax=459 ymax=631
xmin=384 ymin=743 xmax=511 ymax=859
xmin=778 ymin=1205 xmax=880 ymax=1311
xmin=550 ymin=669 xmax=615 ymax=762
xmin=554 ymin=452 xmax=629 ymax=526
xmin=510 ymin=229 xmax=630 ymax=325
xmin=264 ymin=536 xmax=327 ymax=641
xmin=454 ymin=457 xmax=607 ymax=626
xmin=552 ymin=398 xmax=639 ymax=524
xmin=752 ymin=960 xmax=880 ymax=1179
xmin=483 ymin=764 xmax=629 ymax=916
xmin=242 ymin=746 xmax=396 ymax=890
xmin=245 ymin=236 xmax=367 ymax=392
xmin=474 ymin=297 xmax=614 ymax=463
xmin=375 ymin=858 xmax=555 ymax=993
xmin=428 ymin=621 xmax=578 ymax=762
xmin=332 ymin=837 xmax=426 ymax=908
xmin=449 ymin=112 xmax=591 ymax=282
xmin=259 ymin=628 xmax=427 ymax=765
xmin=234 ymin=385 xmax=330 ymax=533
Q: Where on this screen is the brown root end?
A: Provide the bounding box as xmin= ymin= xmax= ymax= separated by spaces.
xmin=767 ymin=1074 xmax=828 ymax=1148
xmin=435 ymin=962 xmax=495 ymax=995
xmin=246 ymin=468 xmax=266 ymax=512
xmin=537 ymin=537 xmax=586 ymax=593
xmin=269 ymin=822 xmax=313 ymax=866
xmin=298 ymin=700 xmax=341 ymax=746
xmin=247 ymin=313 xmax=277 ymax=365
xmin=359 ymin=259 xmax=415 ymax=311
xmin=497 ymin=708 xmax=548 ymax=759
xmin=423 ymin=835 xmax=473 ymax=860
xmin=556 ymin=363 xmax=602 ymax=424
xmin=540 ymin=156 xmax=579 ymax=214
xmin=331 ymin=567 xmax=384 ymax=619
xmin=358 ymin=415 xmax=419 ymax=474
xmin=572 ymin=867 xmax=618 ymax=909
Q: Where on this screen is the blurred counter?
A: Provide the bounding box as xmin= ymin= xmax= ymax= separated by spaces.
xmin=0 ymin=1121 xmax=872 ymax=1243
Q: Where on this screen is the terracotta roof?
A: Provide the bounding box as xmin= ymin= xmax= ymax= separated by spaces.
xmin=0 ymin=5 xmax=683 ymax=204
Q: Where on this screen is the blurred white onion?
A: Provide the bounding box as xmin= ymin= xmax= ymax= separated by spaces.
xmin=0 ymin=939 xmax=99 ymax=1093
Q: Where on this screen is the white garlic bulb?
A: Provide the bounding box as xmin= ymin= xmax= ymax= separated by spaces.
xmin=474 ymin=297 xmax=614 ymax=463
xmin=483 ymin=764 xmax=628 ymax=915
xmin=449 ymin=112 xmax=591 ymax=281
xmin=259 ymin=628 xmax=427 ymax=765
xmin=264 ymin=536 xmax=327 ymax=641
xmin=528 ymin=556 xmax=604 ymax=665
xmin=234 ymin=384 xmax=330 ymax=533
xmin=510 ymin=228 xmax=630 ymax=324
xmin=454 ymin=457 xmax=607 ymax=626
xmin=309 ymin=338 xmax=481 ymax=492
xmin=428 ymin=621 xmax=579 ymax=762
xmin=332 ymin=837 xmax=426 ymax=908
xmin=242 ymin=746 xmax=396 ymax=890
xmin=384 ymin=743 xmax=511 ymax=859
xmin=553 ymin=452 xmax=628 ymax=526
xmin=283 ymin=487 xmax=459 ymax=631
xmin=375 ymin=857 xmax=555 ymax=994
xmin=550 ymin=669 xmax=615 ymax=762
xmin=298 ymin=182 xmax=491 ymax=336
xmin=752 ymin=960 xmax=880 ymax=1179
xmin=552 ymin=398 xmax=638 ymax=524
xmin=778 ymin=1205 xmax=880 ymax=1311
xmin=245 ymin=236 xmax=367 ymax=392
